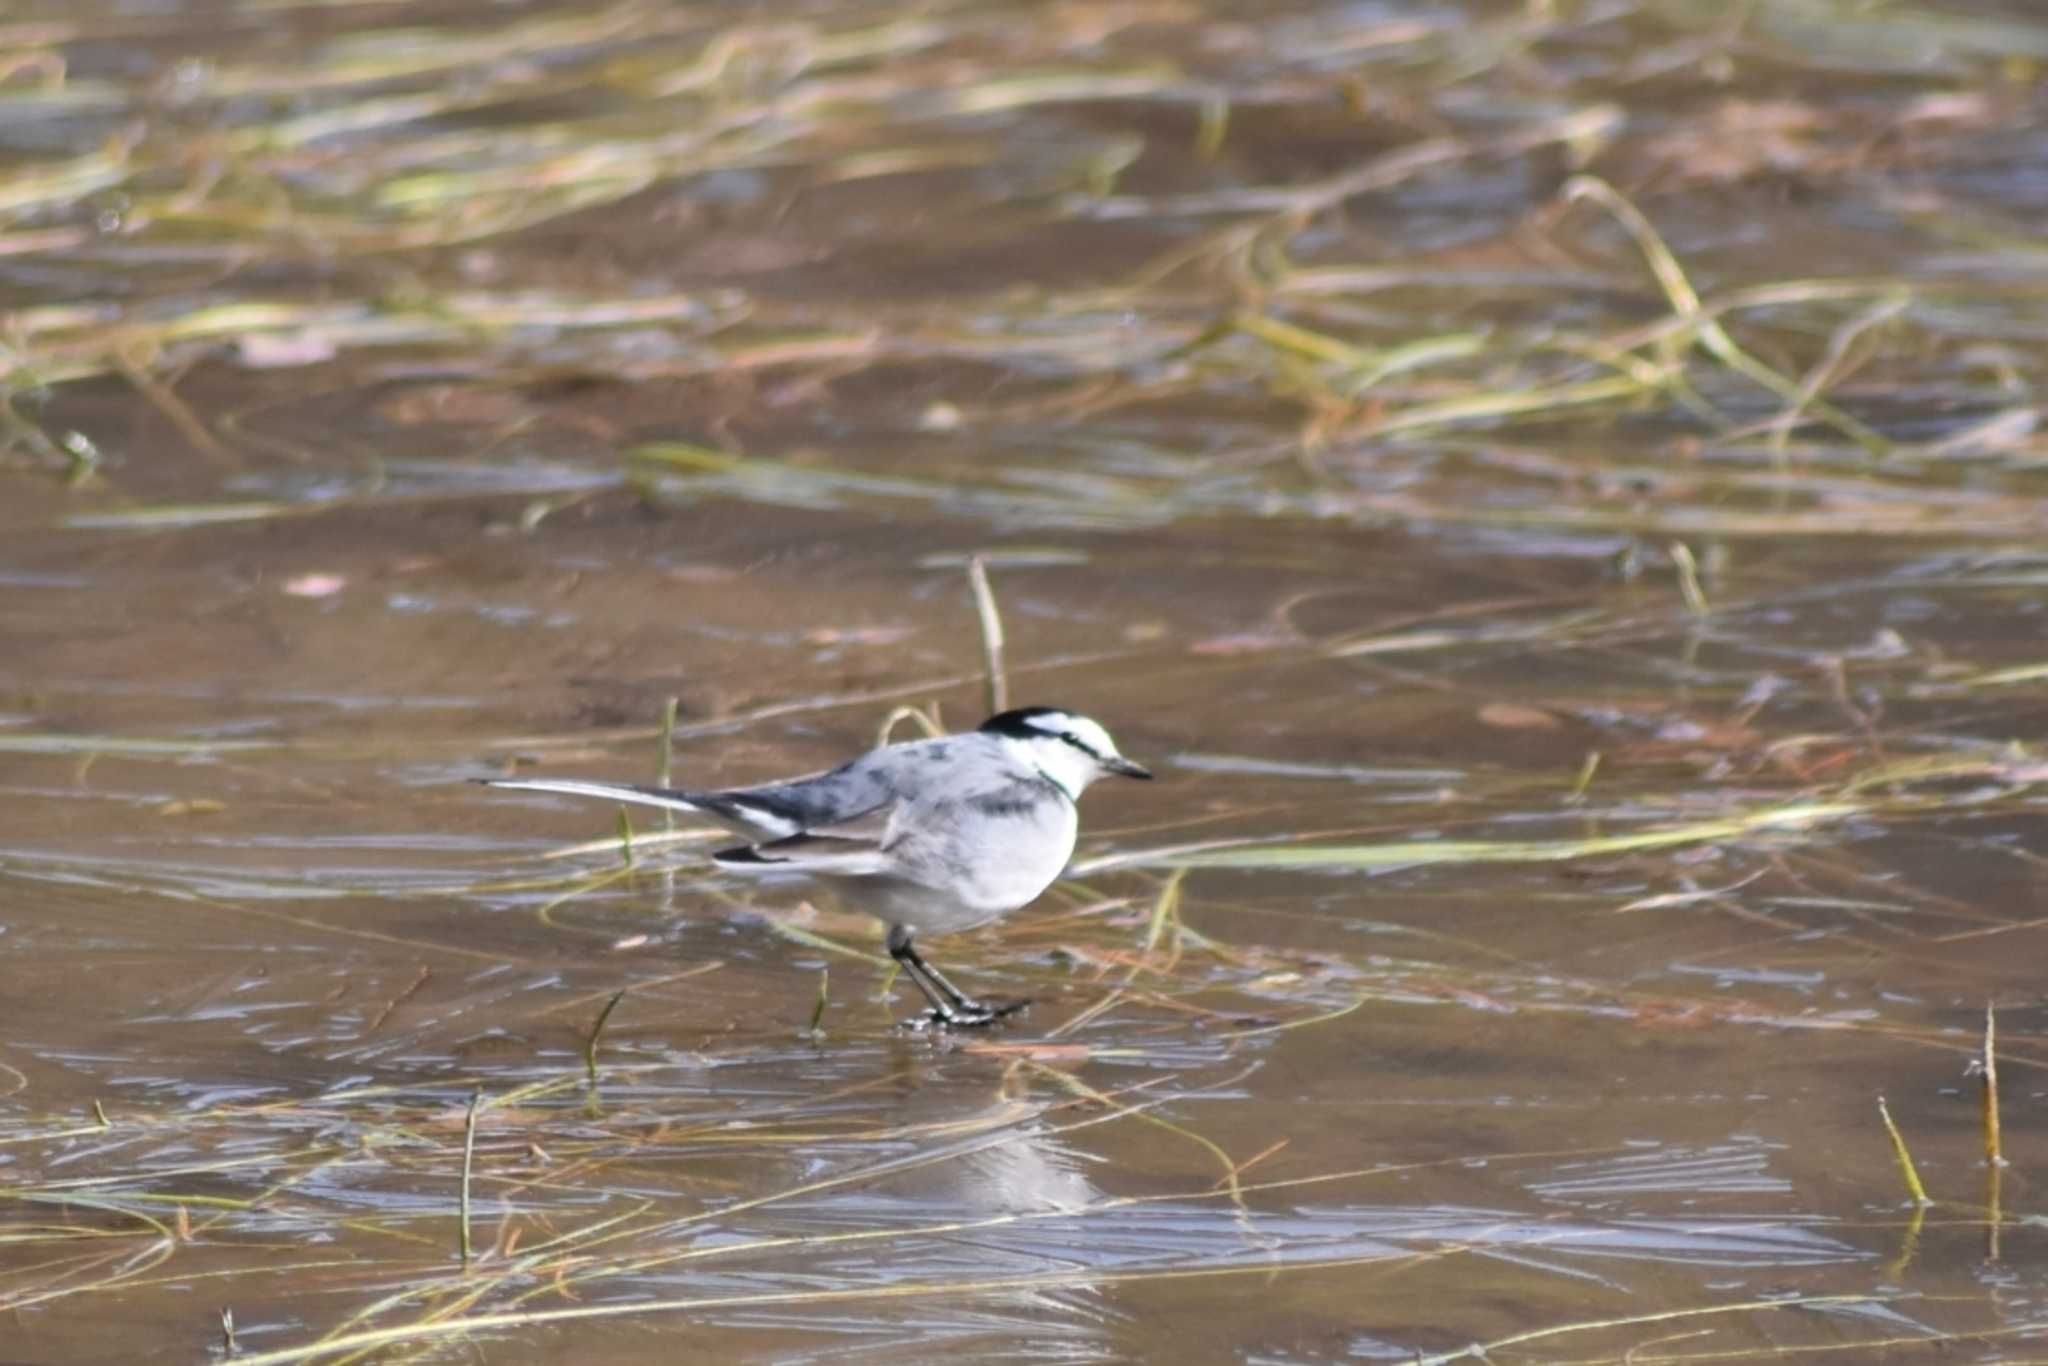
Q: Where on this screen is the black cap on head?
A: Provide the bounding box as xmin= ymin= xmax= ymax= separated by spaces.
xmin=978 ymin=706 xmax=1071 ymax=738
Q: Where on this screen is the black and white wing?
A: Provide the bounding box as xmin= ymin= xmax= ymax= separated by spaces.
xmin=712 ymin=797 xmax=902 ymax=876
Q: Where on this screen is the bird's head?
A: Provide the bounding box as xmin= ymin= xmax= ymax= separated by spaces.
xmin=979 ymin=706 xmax=1152 ymax=797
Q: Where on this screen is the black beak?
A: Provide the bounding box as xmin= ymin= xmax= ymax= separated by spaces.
xmin=1104 ymin=755 xmax=1153 ymax=780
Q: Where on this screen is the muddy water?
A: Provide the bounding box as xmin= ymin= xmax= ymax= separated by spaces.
xmin=6 ymin=1 xmax=2048 ymax=1362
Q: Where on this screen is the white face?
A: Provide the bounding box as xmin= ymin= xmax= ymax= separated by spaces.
xmin=1007 ymin=710 xmax=1150 ymax=795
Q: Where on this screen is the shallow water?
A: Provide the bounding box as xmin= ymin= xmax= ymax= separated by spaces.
xmin=5 ymin=1 xmax=2048 ymax=1361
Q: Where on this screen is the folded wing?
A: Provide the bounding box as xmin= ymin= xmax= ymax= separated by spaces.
xmin=712 ymin=795 xmax=901 ymax=876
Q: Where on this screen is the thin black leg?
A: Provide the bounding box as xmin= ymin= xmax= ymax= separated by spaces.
xmin=909 ymin=952 xmax=976 ymax=1012
xmin=885 ymin=924 xmax=1025 ymax=1029
xmin=887 ymin=924 xmax=966 ymax=1015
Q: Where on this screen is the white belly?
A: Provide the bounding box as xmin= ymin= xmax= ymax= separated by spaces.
xmin=863 ymin=793 xmax=1078 ymax=936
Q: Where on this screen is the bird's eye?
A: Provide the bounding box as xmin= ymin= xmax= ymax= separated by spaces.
xmin=1059 ymin=733 xmax=1094 ymax=755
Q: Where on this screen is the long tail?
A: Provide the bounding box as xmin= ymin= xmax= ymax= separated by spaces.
xmin=472 ymin=777 xmax=703 ymax=814
xmin=474 ymin=776 xmax=804 ymax=839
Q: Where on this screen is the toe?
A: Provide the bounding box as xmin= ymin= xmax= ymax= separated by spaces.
xmin=901 ymin=1003 xmax=1013 ymax=1030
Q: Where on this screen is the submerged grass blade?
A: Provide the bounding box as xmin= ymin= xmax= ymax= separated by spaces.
xmin=0 ymin=734 xmax=279 ymax=755
xmin=808 ymin=967 xmax=829 ymax=1036
xmin=656 ymin=697 xmax=678 ymax=837
xmin=61 ymin=504 xmax=305 ymax=530
xmin=967 ymin=554 xmax=1009 ymax=714
xmin=459 ymin=1088 xmax=482 ymax=1266
xmin=1562 ymin=175 xmax=1891 ymax=455
xmin=761 ymin=918 xmax=891 ymax=968
xmin=1877 ymin=1095 xmax=1933 ymax=1209
xmin=875 ymin=705 xmax=946 ymax=746
xmin=1410 ymin=1294 xmax=1895 ymax=1366
xmin=1981 ymin=1002 xmax=2001 ymax=1167
xmin=583 ymin=991 xmax=625 ymax=1085
xmin=1135 ymin=801 xmax=1871 ymax=871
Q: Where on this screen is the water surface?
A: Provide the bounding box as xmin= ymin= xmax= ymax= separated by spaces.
xmin=4 ymin=1 xmax=2048 ymax=1360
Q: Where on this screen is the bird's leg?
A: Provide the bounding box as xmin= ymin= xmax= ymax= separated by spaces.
xmin=885 ymin=924 xmax=1024 ymax=1029
xmin=886 ymin=925 xmax=986 ymax=1026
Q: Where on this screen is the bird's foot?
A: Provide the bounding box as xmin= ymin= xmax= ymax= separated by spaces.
xmin=905 ymin=998 xmax=1029 ymax=1031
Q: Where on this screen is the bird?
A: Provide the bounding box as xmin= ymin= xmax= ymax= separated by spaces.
xmin=475 ymin=706 xmax=1152 ymax=1027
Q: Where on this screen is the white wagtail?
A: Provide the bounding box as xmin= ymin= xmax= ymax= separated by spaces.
xmin=477 ymin=706 xmax=1152 ymax=1026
